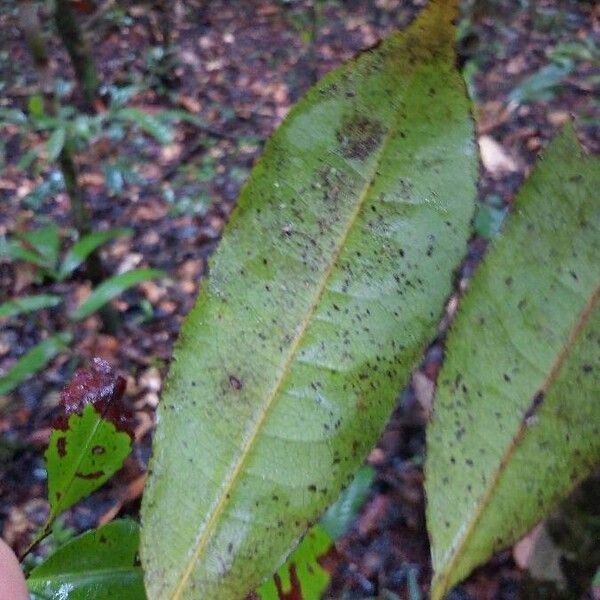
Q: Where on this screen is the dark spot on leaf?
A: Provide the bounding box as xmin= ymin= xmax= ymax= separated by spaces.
xmin=274 ymin=563 xmax=302 ymax=600
xmin=524 ymin=390 xmax=545 ymax=421
xmin=92 ymin=445 xmax=105 ymax=455
xmin=75 ymin=470 xmax=104 ymax=480
xmin=336 ymin=113 xmax=385 ymax=160
xmin=56 ymin=437 xmax=67 ymax=457
xmin=229 ymin=375 xmax=242 ymax=390
xmin=54 ymin=358 xmax=134 ymax=438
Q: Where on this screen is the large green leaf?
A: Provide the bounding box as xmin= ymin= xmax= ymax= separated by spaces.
xmin=141 ymin=2 xmax=477 ymax=598
xmin=0 ymin=333 xmax=71 ymax=396
xmin=46 ymin=402 xmax=132 ymax=521
xmin=426 ymin=125 xmax=600 ymax=599
xmin=27 ymin=519 xmax=146 ymax=600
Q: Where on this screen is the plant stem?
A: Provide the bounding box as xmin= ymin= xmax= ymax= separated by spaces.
xmin=54 ymin=0 xmax=100 ymax=112
xmin=18 ymin=2 xmax=119 ymax=334
xmin=18 ymin=522 xmax=52 ymax=562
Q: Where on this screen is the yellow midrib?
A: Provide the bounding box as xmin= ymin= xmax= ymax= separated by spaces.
xmin=432 ymin=284 xmax=600 ymax=600
xmin=168 ymin=109 xmax=407 ymax=600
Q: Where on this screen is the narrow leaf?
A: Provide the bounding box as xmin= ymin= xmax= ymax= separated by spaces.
xmin=46 ymin=402 xmax=131 ymax=520
xmin=0 ymin=333 xmax=71 ymax=396
xmin=141 ymin=2 xmax=476 ymax=598
xmin=59 ymin=228 xmax=133 ymax=280
xmin=70 ymin=268 xmax=164 ymax=321
xmin=320 ymin=465 xmax=374 ymax=540
xmin=117 ymin=108 xmax=174 ymax=144
xmin=46 ymin=127 xmax=66 ymax=161
xmin=0 ymin=294 xmax=62 ymax=319
xmin=27 ymin=519 xmax=146 ymax=600
xmin=426 ymin=125 xmax=600 ymax=599
xmin=20 ymin=223 xmax=61 ymax=271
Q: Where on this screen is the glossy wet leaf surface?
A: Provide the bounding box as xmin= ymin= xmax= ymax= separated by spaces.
xmin=141 ymin=1 xmax=476 ymax=598
xmin=426 ymin=126 xmax=600 ymax=599
xmin=27 ymin=519 xmax=145 ymax=600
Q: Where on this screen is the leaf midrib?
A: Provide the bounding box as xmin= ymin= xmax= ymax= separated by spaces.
xmin=433 ymin=283 xmax=600 ymax=598
xmin=170 ymin=93 xmax=408 ymax=599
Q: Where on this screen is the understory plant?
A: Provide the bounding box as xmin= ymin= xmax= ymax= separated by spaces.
xmin=0 ymin=222 xmax=163 ymax=395
xmin=14 ymin=1 xmax=599 ymax=599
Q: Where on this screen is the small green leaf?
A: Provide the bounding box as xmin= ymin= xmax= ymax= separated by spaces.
xmin=103 ymin=164 xmax=125 ymax=195
xmin=20 ymin=223 xmax=61 ymax=271
xmin=28 ymin=94 xmax=45 ymax=119
xmin=0 ymin=238 xmax=50 ymax=269
xmin=27 ymin=519 xmax=146 ymax=600
xmin=58 ymin=228 xmax=133 ymax=280
xmin=116 ymin=108 xmax=173 ymax=144
xmin=46 ymin=127 xmax=66 ymax=161
xmin=426 ymin=125 xmax=600 ymax=598
xmin=473 ymin=202 xmax=508 ymax=240
xmin=0 ymin=108 xmax=27 ymax=125
xmin=0 ymin=294 xmax=62 ymax=319
xmin=256 ymin=526 xmax=333 ymax=600
xmin=0 ymin=333 xmax=71 ymax=396
xmin=17 ymin=146 xmax=41 ymax=171
xmin=256 ymin=466 xmax=375 ymax=599
xmin=320 ymin=465 xmax=374 ymax=540
xmin=71 ymin=268 xmax=164 ymax=321
xmin=508 ymin=61 xmax=574 ymax=105
xmin=46 ymin=402 xmax=132 ymax=520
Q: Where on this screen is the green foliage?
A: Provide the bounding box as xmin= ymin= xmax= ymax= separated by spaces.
xmin=426 ymin=126 xmax=600 ymax=599
xmin=257 ymin=526 xmax=333 ymax=600
xmin=1 ymin=224 xmax=132 ymax=282
xmin=0 ymin=333 xmax=72 ymax=396
xmin=46 ymin=403 xmax=132 ymax=522
xmin=256 ymin=465 xmax=375 ymax=599
xmin=508 ymin=60 xmax=573 ymax=105
xmin=141 ymin=1 xmax=477 ymax=598
xmin=0 ymin=294 xmax=62 ymax=319
xmin=0 ymin=225 xmax=162 ymax=393
xmin=71 ymin=268 xmax=165 ymax=321
xmin=58 ymin=228 xmax=133 ymax=280
xmin=472 ymin=195 xmax=508 ymax=240
xmin=27 ymin=520 xmax=145 ymax=600
xmin=319 ymin=465 xmax=374 ymax=540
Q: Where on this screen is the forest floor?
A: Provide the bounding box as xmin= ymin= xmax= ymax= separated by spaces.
xmin=0 ymin=0 xmax=598 ymax=598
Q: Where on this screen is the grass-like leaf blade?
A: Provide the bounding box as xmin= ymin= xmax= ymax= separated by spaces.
xmin=58 ymin=228 xmax=133 ymax=280
xmin=0 ymin=333 xmax=71 ymax=396
xmin=70 ymin=268 xmax=164 ymax=321
xmin=0 ymin=294 xmax=62 ymax=319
